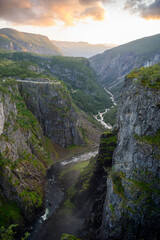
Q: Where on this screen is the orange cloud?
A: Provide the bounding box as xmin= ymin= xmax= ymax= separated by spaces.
xmin=0 ymin=0 xmax=108 ymax=26
xmin=81 ymin=6 xmax=105 ymax=21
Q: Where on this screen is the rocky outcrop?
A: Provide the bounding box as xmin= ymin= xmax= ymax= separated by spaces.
xmin=100 ymin=65 xmax=160 ymax=239
xmin=18 ymin=78 xmax=84 ymax=147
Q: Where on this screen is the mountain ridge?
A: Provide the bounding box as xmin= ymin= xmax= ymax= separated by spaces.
xmin=0 ymin=28 xmax=62 ymax=56
xmin=90 ymin=33 xmax=160 ymax=100
xmin=52 ymin=40 xmax=116 ymax=58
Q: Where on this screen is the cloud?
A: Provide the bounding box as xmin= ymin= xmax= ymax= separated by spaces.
xmin=81 ymin=6 xmax=105 ymax=20
xmin=124 ymin=0 xmax=160 ymax=20
xmin=0 ymin=0 xmax=108 ymax=26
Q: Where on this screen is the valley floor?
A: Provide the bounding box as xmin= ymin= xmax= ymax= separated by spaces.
xmin=28 ymin=150 xmax=98 ymax=240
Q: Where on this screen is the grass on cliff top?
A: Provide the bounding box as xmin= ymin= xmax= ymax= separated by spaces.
xmin=127 ymin=63 xmax=160 ymax=89
xmin=0 ymin=59 xmax=53 ymax=80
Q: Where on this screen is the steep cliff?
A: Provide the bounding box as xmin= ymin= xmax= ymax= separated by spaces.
xmin=0 ymin=78 xmax=52 ymax=228
xmin=18 ymin=78 xmax=84 ymax=147
xmin=0 ymin=64 xmax=87 ymax=232
xmin=90 ymin=34 xmax=160 ymax=101
xmin=101 ymin=64 xmax=160 ymax=239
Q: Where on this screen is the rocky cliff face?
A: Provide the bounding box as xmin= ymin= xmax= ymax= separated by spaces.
xmin=100 ymin=65 xmax=160 ymax=239
xmin=0 ymin=79 xmax=52 ymax=226
xmin=0 ymin=77 xmax=84 ymax=231
xmin=18 ymin=78 xmax=84 ymax=147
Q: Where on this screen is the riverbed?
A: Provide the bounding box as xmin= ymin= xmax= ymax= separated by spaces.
xmin=93 ymin=88 xmax=117 ymax=129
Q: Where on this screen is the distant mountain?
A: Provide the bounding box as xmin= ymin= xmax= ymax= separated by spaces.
xmin=90 ymin=34 xmax=160 ymax=100
xmin=0 ymin=28 xmax=62 ymax=56
xmin=52 ymin=40 xmax=116 ymax=58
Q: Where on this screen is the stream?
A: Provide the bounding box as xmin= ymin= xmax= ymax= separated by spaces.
xmin=93 ymin=88 xmax=117 ymax=129
xmin=29 ymin=150 xmax=98 ymax=240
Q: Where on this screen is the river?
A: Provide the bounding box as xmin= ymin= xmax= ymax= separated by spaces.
xmin=93 ymin=88 xmax=117 ymax=129
xmin=28 ymin=150 xmax=98 ymax=240
xmin=28 ymin=87 xmax=115 ymax=239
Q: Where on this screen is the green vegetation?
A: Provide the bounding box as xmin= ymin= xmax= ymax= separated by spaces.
xmin=61 ymin=233 xmax=81 ymax=240
xmin=60 ymin=160 xmax=89 ymax=179
xmin=62 ymin=161 xmax=90 ymax=211
xmin=0 ymin=80 xmax=54 ymax=226
xmin=109 ymin=204 xmax=115 ymax=213
xmin=123 ymin=169 xmax=160 ymax=214
xmin=103 ymin=105 xmax=118 ymax=126
xmin=71 ymin=89 xmax=112 ymax=115
xmin=43 ymin=55 xmax=113 ymax=114
xmin=108 ymin=168 xmax=160 ymax=219
xmin=0 ymin=152 xmax=11 ymax=169
xmin=62 ymin=157 xmax=96 ymax=211
xmin=80 ymin=157 xmax=96 ymax=191
xmin=109 ymin=33 xmax=160 ymax=58
xmin=0 ymin=224 xmax=17 ymax=240
xmin=16 ymin=96 xmax=39 ymax=130
xmin=127 ymin=63 xmax=160 ymax=89
xmin=134 ymin=129 xmax=160 ymax=148
xmin=0 ymin=224 xmax=29 ymax=240
xmin=0 ymin=50 xmax=112 ymax=115
xmin=100 ymin=131 xmax=117 ymax=145
xmin=108 ymin=168 xmax=126 ymax=200
xmin=108 ymin=203 xmax=116 ymax=219
xmin=0 ymin=28 xmax=61 ymax=56
xmin=98 ymin=131 xmax=117 ymax=166
xmin=63 ymin=186 xmax=77 ymax=211
xmin=20 ymin=188 xmax=42 ymax=207
xmin=134 ymin=129 xmax=160 ymax=161
xmin=0 ymin=191 xmax=23 ymax=228
xmin=0 ymin=59 xmax=57 ymax=80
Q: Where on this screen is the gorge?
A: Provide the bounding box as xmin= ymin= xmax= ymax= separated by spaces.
xmin=0 ymin=29 xmax=160 ymax=240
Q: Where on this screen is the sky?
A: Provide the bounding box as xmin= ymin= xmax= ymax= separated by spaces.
xmin=0 ymin=0 xmax=160 ymax=44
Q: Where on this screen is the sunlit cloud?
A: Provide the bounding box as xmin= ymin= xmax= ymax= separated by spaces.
xmin=0 ymin=0 xmax=109 ymax=26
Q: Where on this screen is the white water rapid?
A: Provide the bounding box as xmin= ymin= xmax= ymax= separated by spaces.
xmin=61 ymin=150 xmax=98 ymax=166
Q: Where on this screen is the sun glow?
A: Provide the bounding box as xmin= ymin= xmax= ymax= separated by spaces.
xmin=0 ymin=0 xmax=159 ymax=45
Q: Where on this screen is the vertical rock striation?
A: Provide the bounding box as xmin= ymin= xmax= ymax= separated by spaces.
xmin=0 ymin=79 xmax=51 ymax=226
xmin=18 ymin=78 xmax=84 ymax=147
xmin=101 ymin=65 xmax=160 ymax=239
